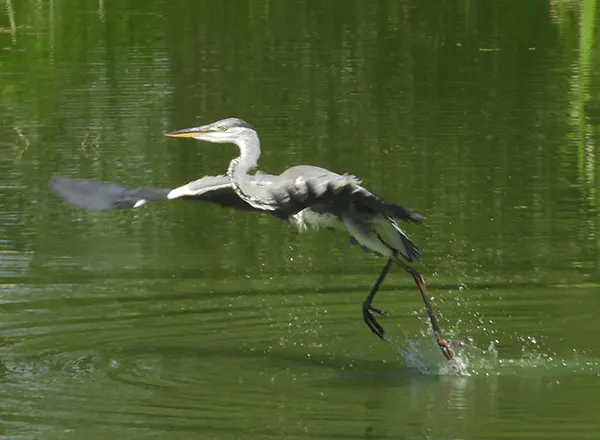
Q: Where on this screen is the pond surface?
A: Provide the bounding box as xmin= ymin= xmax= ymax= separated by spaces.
xmin=2 ymin=1 xmax=600 ymax=439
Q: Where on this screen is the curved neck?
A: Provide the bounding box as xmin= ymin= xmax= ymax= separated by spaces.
xmin=233 ymin=130 xmax=261 ymax=175
xmin=227 ymin=131 xmax=263 ymax=207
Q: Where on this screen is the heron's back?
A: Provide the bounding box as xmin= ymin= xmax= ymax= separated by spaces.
xmin=274 ymin=166 xmax=421 ymax=261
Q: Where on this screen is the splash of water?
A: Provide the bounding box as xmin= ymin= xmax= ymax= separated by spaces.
xmin=395 ymin=329 xmax=499 ymax=376
xmin=396 ymin=330 xmax=600 ymax=377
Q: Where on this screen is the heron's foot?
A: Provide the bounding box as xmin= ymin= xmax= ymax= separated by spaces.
xmin=435 ymin=333 xmax=454 ymax=361
xmin=362 ymin=302 xmax=387 ymax=340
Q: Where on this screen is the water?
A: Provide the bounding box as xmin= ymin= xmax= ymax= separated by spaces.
xmin=2 ymin=0 xmax=600 ymax=438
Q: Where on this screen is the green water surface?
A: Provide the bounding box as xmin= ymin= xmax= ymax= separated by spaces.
xmin=1 ymin=1 xmax=600 ymax=439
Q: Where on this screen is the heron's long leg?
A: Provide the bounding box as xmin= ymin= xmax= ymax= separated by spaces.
xmin=362 ymin=258 xmax=393 ymax=340
xmin=393 ymin=257 xmax=454 ymax=361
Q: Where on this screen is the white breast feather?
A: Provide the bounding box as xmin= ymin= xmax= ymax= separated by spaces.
xmin=291 ymin=209 xmax=339 ymax=232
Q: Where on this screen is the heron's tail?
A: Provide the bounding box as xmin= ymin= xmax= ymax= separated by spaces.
xmin=335 ymin=175 xmax=425 ymax=224
xmin=388 ymin=217 xmax=420 ymax=261
xmin=371 ymin=216 xmax=421 ymax=261
xmin=382 ymin=202 xmax=424 ymax=224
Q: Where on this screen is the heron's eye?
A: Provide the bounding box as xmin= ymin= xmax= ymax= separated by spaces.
xmin=217 ymin=125 xmax=228 ymax=131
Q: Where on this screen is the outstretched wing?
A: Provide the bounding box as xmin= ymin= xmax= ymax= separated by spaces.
xmin=50 ymin=175 xmax=260 ymax=212
xmin=270 ymin=166 xmax=424 ymax=223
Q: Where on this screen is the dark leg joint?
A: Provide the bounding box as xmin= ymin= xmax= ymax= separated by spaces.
xmin=361 ymin=258 xmax=393 ymax=341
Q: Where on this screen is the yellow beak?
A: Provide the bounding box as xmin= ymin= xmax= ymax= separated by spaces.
xmin=165 ymin=126 xmax=210 ymax=138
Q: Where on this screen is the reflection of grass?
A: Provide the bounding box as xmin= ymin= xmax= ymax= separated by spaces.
xmin=578 ymin=0 xmax=596 ymax=152
xmin=565 ymin=0 xmax=600 ymax=275
xmin=80 ymin=131 xmax=101 ymax=159
xmin=98 ymin=0 xmax=105 ymax=22
xmin=4 ymin=0 xmax=16 ymax=44
xmin=568 ymin=0 xmax=597 ymax=195
xmin=12 ymin=126 xmax=30 ymax=161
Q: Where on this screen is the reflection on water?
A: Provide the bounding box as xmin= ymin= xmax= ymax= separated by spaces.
xmin=3 ymin=267 xmax=600 ymax=438
xmin=2 ymin=0 xmax=600 ymax=439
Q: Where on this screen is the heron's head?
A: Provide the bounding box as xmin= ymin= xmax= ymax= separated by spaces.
xmin=165 ymin=117 xmax=257 ymax=144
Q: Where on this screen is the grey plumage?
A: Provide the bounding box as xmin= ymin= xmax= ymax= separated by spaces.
xmin=166 ymin=118 xmax=423 ymax=262
xmin=51 ymin=163 xmax=422 ymax=261
xmin=165 ymin=117 xmax=453 ymax=360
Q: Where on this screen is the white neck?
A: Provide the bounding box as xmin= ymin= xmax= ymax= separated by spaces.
xmin=233 ymin=131 xmax=260 ymax=174
xmin=227 ymin=131 xmax=261 ymax=205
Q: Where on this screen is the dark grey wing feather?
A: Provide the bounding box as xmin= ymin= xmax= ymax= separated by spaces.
xmin=50 ymin=175 xmax=259 ymax=212
xmin=270 ymin=166 xmax=424 ymax=223
xmin=50 ymin=176 xmax=169 ymax=210
xmin=180 ymin=188 xmax=260 ymax=211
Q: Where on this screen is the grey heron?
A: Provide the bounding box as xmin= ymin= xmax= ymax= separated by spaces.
xmin=164 ymin=117 xmax=454 ymax=361
xmin=50 ymin=118 xmax=454 ymax=361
